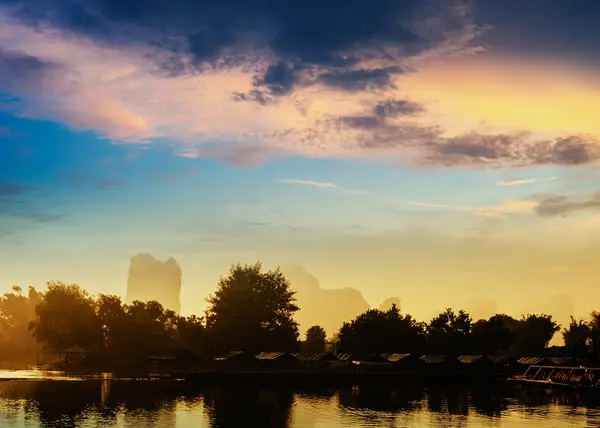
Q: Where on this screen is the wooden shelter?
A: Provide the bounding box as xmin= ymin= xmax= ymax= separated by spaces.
xmin=214 ymin=351 xmax=256 ymax=371
xmin=292 ymin=352 xmax=340 ymax=370
xmin=147 ymin=349 xmax=200 ymax=373
xmin=64 ymin=345 xmax=87 ymax=365
xmin=386 ymin=353 xmax=423 ymax=372
xmin=457 ymin=355 xmax=497 ymax=375
xmin=488 ymin=355 xmax=518 ymax=374
xmin=419 ymin=354 xmax=460 ymax=375
xmin=254 ymin=352 xmax=299 ymax=370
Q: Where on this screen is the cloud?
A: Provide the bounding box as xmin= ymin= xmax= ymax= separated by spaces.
xmin=0 ymin=180 xmax=66 ymax=222
xmin=373 ymin=99 xmax=425 ymax=118
xmin=534 ymin=193 xmax=600 ymax=217
xmin=427 ymin=132 xmax=600 ymax=167
xmin=277 ymin=179 xmax=340 ymax=189
xmin=0 ymin=1 xmax=598 ymax=169
xmin=0 ymin=48 xmax=59 ymax=93
xmin=0 ymin=181 xmax=33 ymax=196
xmin=473 ymin=0 xmax=600 ymax=60
xmin=56 ymin=171 xmax=126 ymax=188
xmin=15 ymin=212 xmax=66 ymax=222
xmin=405 ymin=198 xmax=537 ymax=218
xmin=496 ymin=177 xmax=559 ymax=186
xmin=0 ymin=2 xmax=484 ymax=157
xmin=317 ymin=67 xmax=405 ymax=91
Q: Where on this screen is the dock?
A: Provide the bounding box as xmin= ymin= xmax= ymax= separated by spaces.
xmin=514 ymin=365 xmax=600 ymax=389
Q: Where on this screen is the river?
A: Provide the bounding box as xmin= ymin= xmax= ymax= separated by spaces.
xmin=0 ymin=370 xmax=599 ymax=427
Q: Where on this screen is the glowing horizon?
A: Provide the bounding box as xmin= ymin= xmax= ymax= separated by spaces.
xmin=1 ymin=0 xmax=600 ymax=341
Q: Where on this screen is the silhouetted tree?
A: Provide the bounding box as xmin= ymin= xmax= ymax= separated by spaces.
xmin=511 ymin=314 xmax=560 ymax=355
xmin=472 ymin=314 xmax=515 ymax=354
xmin=205 ymin=262 xmax=300 ymax=354
xmin=337 ymin=304 xmax=426 ymax=354
xmin=562 ymin=317 xmax=590 ymax=358
xmin=125 ymin=300 xmax=177 ymax=358
xmin=175 ymin=315 xmax=207 ymax=357
xmin=304 ymin=326 xmax=327 ymax=352
xmin=589 ymin=312 xmax=600 ymax=363
xmin=96 ymin=294 xmax=129 ymax=356
xmin=0 ymin=286 xmax=38 ymax=361
xmin=29 ymin=282 xmax=101 ymax=352
xmin=427 ymin=309 xmax=472 ymax=354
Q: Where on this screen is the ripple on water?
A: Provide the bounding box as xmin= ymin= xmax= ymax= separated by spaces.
xmin=0 ymin=372 xmax=598 ymax=427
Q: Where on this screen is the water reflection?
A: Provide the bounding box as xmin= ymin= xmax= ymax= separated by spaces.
xmin=204 ymin=386 xmax=294 ymax=428
xmin=0 ymin=375 xmax=599 ymax=427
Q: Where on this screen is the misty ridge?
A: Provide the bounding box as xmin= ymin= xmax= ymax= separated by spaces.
xmin=125 ymin=253 xmax=400 ymax=337
xmin=125 ymin=253 xmax=577 ymax=344
xmin=1 ymin=256 xmax=600 ymax=369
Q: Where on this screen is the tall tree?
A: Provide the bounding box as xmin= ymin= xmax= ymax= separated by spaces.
xmin=427 ymin=308 xmax=472 ymax=354
xmin=96 ymin=294 xmax=130 ymax=356
xmin=30 ymin=282 xmax=101 ymax=352
xmin=512 ymin=314 xmax=560 ymax=355
xmin=304 ymin=326 xmax=327 ymax=353
xmin=337 ymin=304 xmax=426 ymax=354
xmin=589 ymin=312 xmax=600 ymax=363
xmin=472 ymin=314 xmax=515 ymax=355
xmin=0 ymin=286 xmax=38 ymax=361
xmin=205 ymin=262 xmax=300 ymax=354
xmin=562 ymin=316 xmax=590 ymax=358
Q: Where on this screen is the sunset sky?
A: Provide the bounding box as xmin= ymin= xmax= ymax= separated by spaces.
xmin=1 ymin=0 xmax=599 ymax=326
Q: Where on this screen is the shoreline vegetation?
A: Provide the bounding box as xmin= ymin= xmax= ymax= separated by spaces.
xmin=1 ymin=262 xmax=600 ymax=375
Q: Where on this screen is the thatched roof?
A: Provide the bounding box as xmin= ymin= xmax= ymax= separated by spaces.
xmin=255 ymin=352 xmax=291 ymax=360
xmin=292 ymin=352 xmax=339 ymax=361
xmin=387 ymin=353 xmax=412 ymax=363
xmin=517 ymin=356 xmax=555 ymax=366
xmin=420 ymin=354 xmax=450 ymax=364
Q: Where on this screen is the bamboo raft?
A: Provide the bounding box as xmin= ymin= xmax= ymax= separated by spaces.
xmin=515 ymin=365 xmax=600 ymax=389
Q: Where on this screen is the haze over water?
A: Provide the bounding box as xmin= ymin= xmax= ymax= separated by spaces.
xmin=0 ymin=372 xmax=599 ymax=427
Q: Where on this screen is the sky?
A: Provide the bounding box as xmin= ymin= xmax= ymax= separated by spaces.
xmin=1 ymin=0 xmax=600 ymax=328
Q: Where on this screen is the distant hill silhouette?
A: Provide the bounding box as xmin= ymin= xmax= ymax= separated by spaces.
xmin=126 ymin=253 xmax=182 ymax=314
xmin=281 ymin=265 xmax=370 ymax=337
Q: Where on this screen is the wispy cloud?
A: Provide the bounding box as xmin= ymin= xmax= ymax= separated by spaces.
xmin=534 ymin=193 xmax=600 ymax=217
xmin=56 ymin=171 xmax=126 ymax=188
xmin=496 ymin=177 xmax=559 ymax=186
xmin=405 ymin=199 xmax=537 ymax=218
xmin=0 ymin=181 xmax=33 ymax=196
xmin=277 ymin=179 xmax=340 ymax=189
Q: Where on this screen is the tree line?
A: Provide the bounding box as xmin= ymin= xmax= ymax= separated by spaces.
xmin=0 ymin=262 xmax=598 ymax=365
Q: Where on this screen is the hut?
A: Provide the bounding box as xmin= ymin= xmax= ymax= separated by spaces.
xmin=419 ymin=354 xmax=460 ymax=376
xmin=386 ymin=353 xmax=423 ymax=373
xmin=254 ymin=352 xmax=299 ymax=371
xmin=457 ymin=355 xmax=497 ymax=375
xmin=387 ymin=354 xmax=424 ymax=371
xmin=488 ymin=355 xmax=518 ymax=374
xmin=214 ymin=351 xmax=256 ymax=371
xmin=64 ymin=345 xmax=87 ymax=365
xmin=147 ymin=349 xmax=200 ymax=373
xmin=517 ymin=356 xmax=555 ymax=366
xmin=347 ymin=354 xmax=392 ymax=373
xmin=292 ymin=352 xmax=340 ymax=370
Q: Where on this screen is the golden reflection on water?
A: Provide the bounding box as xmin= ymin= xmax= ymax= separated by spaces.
xmin=0 ymin=371 xmax=598 ymax=427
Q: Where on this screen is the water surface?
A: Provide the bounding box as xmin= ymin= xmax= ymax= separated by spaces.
xmin=0 ymin=370 xmax=598 ymax=427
